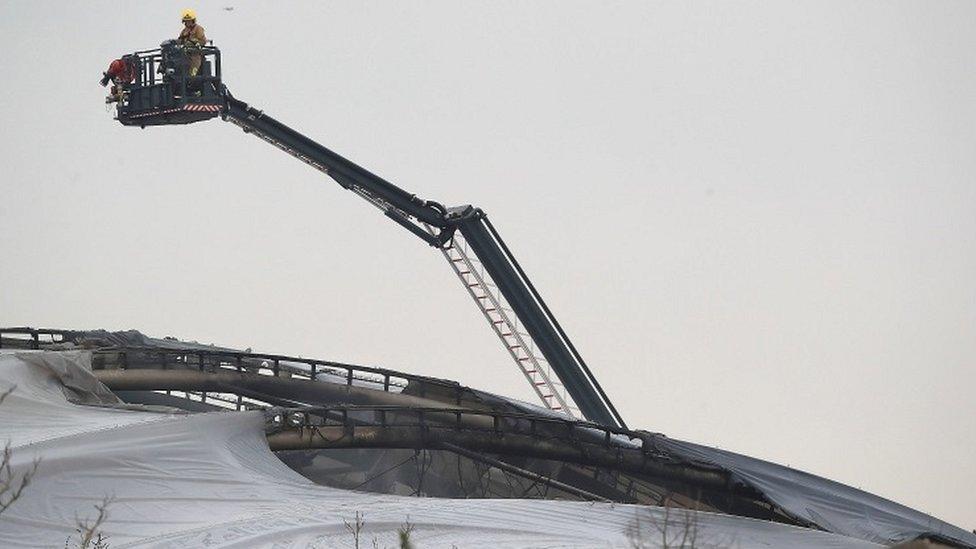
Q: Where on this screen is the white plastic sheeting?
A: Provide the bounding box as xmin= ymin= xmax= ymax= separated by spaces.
xmin=647 ymin=436 xmax=976 ymax=547
xmin=0 ymin=350 xmax=888 ymax=548
xmin=504 ymin=386 xmax=976 ymax=548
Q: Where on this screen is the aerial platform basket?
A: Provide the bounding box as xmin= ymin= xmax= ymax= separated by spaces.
xmin=115 ymin=41 xmax=224 ymax=127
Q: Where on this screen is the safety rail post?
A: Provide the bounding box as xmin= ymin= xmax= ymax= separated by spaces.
xmin=310 ymin=363 xmax=317 ymax=381
xmin=178 ymin=64 xmax=186 ymax=102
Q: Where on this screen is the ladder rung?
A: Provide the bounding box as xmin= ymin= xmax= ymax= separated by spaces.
xmin=444 ymin=235 xmax=572 ymax=416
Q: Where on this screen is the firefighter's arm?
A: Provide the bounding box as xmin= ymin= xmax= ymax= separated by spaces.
xmin=100 ymin=60 xmax=120 ymax=86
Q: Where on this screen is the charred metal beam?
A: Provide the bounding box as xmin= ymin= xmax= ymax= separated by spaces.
xmin=95 ymin=369 xmax=464 ymax=412
xmin=437 ymin=442 xmax=612 ymax=503
xmin=96 ymin=368 xmax=744 ymax=498
xmin=266 ymin=424 xmax=739 ymax=496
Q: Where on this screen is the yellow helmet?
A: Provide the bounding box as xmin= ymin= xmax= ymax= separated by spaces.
xmin=181 ymin=9 xmax=197 ymax=22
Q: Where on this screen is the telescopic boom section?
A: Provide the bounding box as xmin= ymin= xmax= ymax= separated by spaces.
xmin=222 ymin=96 xmax=455 ymax=246
xmin=219 ymin=94 xmax=627 ymax=429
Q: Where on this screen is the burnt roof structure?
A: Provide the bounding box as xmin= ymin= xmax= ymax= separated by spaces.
xmin=0 ymin=326 xmax=972 ymax=548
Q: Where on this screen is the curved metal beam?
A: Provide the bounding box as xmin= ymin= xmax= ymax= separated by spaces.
xmin=96 ymin=369 xmax=460 ymax=410
xmin=267 ymin=424 xmax=738 ymax=495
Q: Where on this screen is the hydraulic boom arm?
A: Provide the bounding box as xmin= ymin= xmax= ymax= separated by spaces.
xmin=106 ymin=44 xmax=624 ymax=426
xmin=220 ymin=93 xmax=626 ymax=429
xmin=223 ymin=96 xmax=458 ymax=246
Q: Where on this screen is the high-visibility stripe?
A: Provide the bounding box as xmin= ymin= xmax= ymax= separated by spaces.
xmin=184 ymin=104 xmax=220 ymax=112
xmin=126 ymin=103 xmax=220 ymax=118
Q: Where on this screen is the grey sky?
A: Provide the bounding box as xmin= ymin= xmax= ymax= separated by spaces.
xmin=1 ymin=0 xmax=973 ymax=529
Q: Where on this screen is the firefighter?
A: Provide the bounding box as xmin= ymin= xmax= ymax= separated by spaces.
xmin=99 ymin=57 xmax=137 ymax=103
xmin=178 ymin=9 xmax=207 ymax=76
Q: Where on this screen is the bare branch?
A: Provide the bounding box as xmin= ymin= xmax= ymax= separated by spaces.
xmin=67 ymin=496 xmax=113 ymax=549
xmin=398 ymin=518 xmax=416 ymax=549
xmin=626 ymin=500 xmax=712 ymax=549
xmin=0 ymin=386 xmax=41 ymax=518
xmin=343 ymin=510 xmax=366 ymax=549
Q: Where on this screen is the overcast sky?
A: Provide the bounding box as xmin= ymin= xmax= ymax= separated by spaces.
xmin=1 ymin=0 xmax=973 ymax=530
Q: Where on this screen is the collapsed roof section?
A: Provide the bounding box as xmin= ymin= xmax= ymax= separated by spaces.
xmin=0 ymin=327 xmax=973 ymax=548
xmin=0 ymin=349 xmax=888 ymax=548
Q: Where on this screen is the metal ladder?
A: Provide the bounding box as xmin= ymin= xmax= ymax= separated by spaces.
xmin=225 ymin=117 xmax=580 ymax=417
xmin=432 ymin=227 xmax=579 ymax=418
